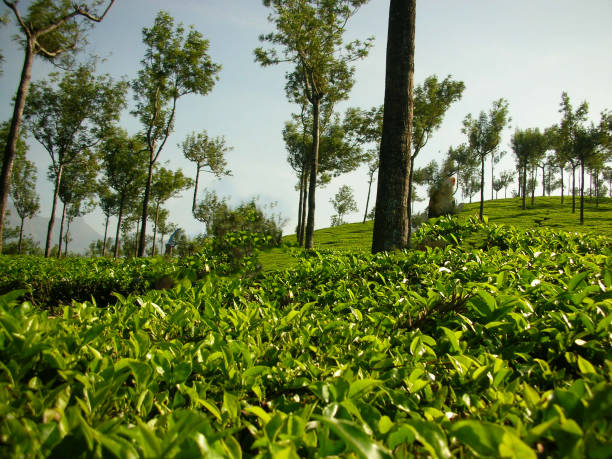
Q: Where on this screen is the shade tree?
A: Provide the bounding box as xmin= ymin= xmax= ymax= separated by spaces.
xmin=10 ymin=148 xmax=39 ymax=255
xmin=462 ymin=98 xmax=510 ymax=220
xmin=149 ymin=167 xmax=192 ymax=255
xmin=132 ymin=11 xmax=221 ymax=256
xmin=256 ymin=0 xmax=373 ymax=249
xmin=22 ymin=63 xmax=127 ymax=256
xmin=371 ymin=0 xmax=415 ymax=252
xmin=99 ymin=127 xmax=148 ymax=258
xmin=0 ymin=0 xmax=117 ymax=253
xmin=330 ymin=184 xmax=358 ymax=227
xmin=180 ymin=130 xmax=232 ymax=214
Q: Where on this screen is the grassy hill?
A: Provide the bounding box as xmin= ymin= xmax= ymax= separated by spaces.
xmin=259 ymin=196 xmax=612 ymax=270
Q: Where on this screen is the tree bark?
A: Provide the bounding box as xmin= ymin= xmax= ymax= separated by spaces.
xmin=580 ymin=160 xmax=584 ymax=225
xmin=363 ymin=171 xmax=374 ymax=224
xmin=138 ymin=163 xmax=154 ymax=257
xmin=560 ymin=166 xmax=564 ymax=204
xmin=114 ymin=200 xmax=124 ymax=258
xmin=372 ymin=0 xmax=415 ymax=253
xmin=57 ymin=201 xmax=67 ymax=258
xmin=304 ymin=98 xmax=321 ymax=249
xmin=299 ymin=173 xmax=308 ymax=247
xmin=296 ymin=167 xmax=305 ymax=244
xmin=45 ymin=164 xmax=64 ymax=257
xmin=102 ymin=214 xmax=110 ymax=256
xmin=406 ymin=156 xmax=415 ymax=242
xmin=522 ymin=164 xmax=527 ymax=210
xmin=192 ymin=163 xmax=201 ymax=214
xmin=531 ymin=168 xmax=535 ymax=206
xmin=0 ymin=41 xmax=35 ymax=254
xmin=479 ymin=155 xmax=485 ymax=220
xmin=151 ymin=202 xmax=160 ymax=256
xmin=18 ymin=217 xmax=25 ymax=255
xmin=572 ymin=166 xmax=576 ymax=213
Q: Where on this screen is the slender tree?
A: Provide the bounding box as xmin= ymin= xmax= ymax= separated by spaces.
xmin=54 ymin=152 xmax=97 ymax=257
xmin=10 ymin=151 xmax=39 ymax=254
xmin=408 ymin=75 xmax=465 ymax=241
xmin=22 ymin=64 xmax=126 ymax=256
xmin=330 ymin=184 xmax=358 ymax=226
xmin=181 ymin=130 xmax=232 ymax=214
xmin=558 ymin=92 xmax=589 ymax=214
xmin=149 ymin=167 xmax=192 ymax=255
xmin=362 ymin=154 xmax=379 ymax=223
xmin=462 ymin=99 xmax=510 ymax=220
xmin=99 ymin=128 xmax=148 ymax=258
xmin=97 ymin=184 xmax=117 ymax=257
xmin=372 ymin=0 xmax=416 ymax=252
xmin=284 ymin=105 xmax=367 ymax=244
xmin=132 ymin=11 xmax=221 ymax=257
xmin=0 ymin=0 xmax=116 ymax=253
xmin=256 ymin=0 xmax=372 ymax=249
xmin=511 ymin=128 xmax=545 ymax=210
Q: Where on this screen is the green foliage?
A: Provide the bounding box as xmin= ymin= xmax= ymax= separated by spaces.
xmin=195 ymin=191 xmax=286 ymax=245
xmin=330 ymin=184 xmax=358 ymax=226
xmin=1 ymin=217 xmax=611 ymax=456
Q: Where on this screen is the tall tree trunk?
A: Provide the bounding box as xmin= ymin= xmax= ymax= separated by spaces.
xmin=491 ymin=156 xmax=494 ymax=201
xmin=192 ymin=163 xmax=201 ymax=214
xmin=541 ymin=166 xmax=545 ymax=197
xmin=479 ymin=155 xmax=485 ymax=220
xmin=531 ymin=168 xmax=535 ymax=206
xmin=0 ymin=42 xmax=35 ymax=254
xmin=152 ymin=202 xmax=160 ymax=256
xmin=580 ymin=160 xmax=585 ymax=224
xmin=522 ymin=164 xmax=527 ymax=210
xmin=572 ymin=166 xmax=576 ymax=213
xmin=372 ymin=0 xmax=415 ymax=253
xmin=595 ymin=169 xmax=599 ymax=208
xmin=138 ymin=163 xmax=154 ymax=257
xmin=114 ymin=200 xmax=124 ymax=258
xmin=363 ymin=171 xmax=375 ymax=224
xmin=299 ymin=174 xmax=308 ymax=247
xmin=57 ymin=201 xmax=67 ymax=258
xmin=296 ymin=167 xmax=305 ymax=243
xmin=18 ymin=217 xmax=25 ymax=255
xmin=406 ymin=156 xmax=416 ymax=242
xmin=102 ymin=214 xmax=110 ymax=257
xmin=64 ymin=219 xmax=71 ymax=255
xmin=45 ymin=164 xmax=64 ymax=257
xmin=304 ymin=98 xmax=321 ymax=249
xmin=560 ymin=166 xmax=564 ymax=204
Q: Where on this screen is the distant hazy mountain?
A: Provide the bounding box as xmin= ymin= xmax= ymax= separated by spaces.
xmin=5 ymin=202 xmax=102 ymax=254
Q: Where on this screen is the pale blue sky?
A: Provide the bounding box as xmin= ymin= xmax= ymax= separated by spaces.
xmin=1 ymin=0 xmax=611 ymax=242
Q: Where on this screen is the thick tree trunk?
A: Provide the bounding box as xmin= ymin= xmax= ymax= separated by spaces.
xmin=114 ymin=201 xmax=124 ymax=259
xmin=304 ymin=99 xmax=321 ymax=249
xmin=479 ymin=155 xmax=485 ymax=220
xmin=45 ymin=164 xmax=63 ymax=257
xmin=580 ymin=160 xmax=585 ymax=225
xmin=138 ymin=163 xmax=154 ymax=257
xmin=57 ymin=201 xmax=67 ymax=258
xmin=372 ymin=0 xmax=415 ymax=253
xmin=102 ymin=214 xmax=110 ymax=257
xmin=192 ymin=164 xmax=201 ymax=214
xmin=0 ymin=42 xmax=35 ymax=254
xmin=18 ymin=217 xmax=25 ymax=255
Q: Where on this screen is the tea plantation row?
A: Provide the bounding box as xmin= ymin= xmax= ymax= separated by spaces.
xmin=1 ymin=217 xmax=611 ymax=457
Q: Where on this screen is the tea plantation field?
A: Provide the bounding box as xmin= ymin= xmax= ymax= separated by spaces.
xmin=1 ymin=217 xmax=611 ymax=457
